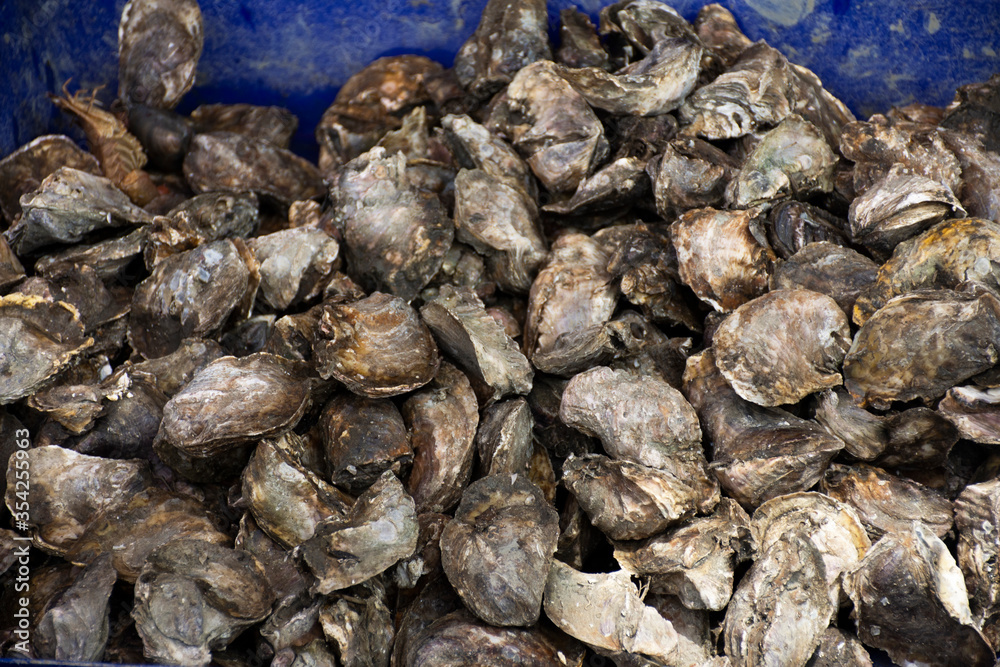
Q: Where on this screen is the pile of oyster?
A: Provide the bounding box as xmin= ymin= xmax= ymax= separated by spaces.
xmin=2 ymin=0 xmax=1000 ymax=664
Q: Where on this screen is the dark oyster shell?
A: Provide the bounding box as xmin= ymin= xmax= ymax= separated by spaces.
xmin=712 ymin=289 xmax=851 ymax=406
xmin=440 ymin=474 xmax=558 ymax=626
xmin=694 ymin=4 xmax=753 ymax=68
xmin=319 ymin=578 xmax=394 ymax=667
xmin=475 ymin=398 xmax=533 ymax=477
xmin=821 ymin=463 xmax=954 ymax=539
xmin=671 ymin=206 xmax=774 ymax=312
xmin=769 ymin=242 xmax=878 ymax=315
xmin=440 ymin=114 xmax=537 ymax=200
xmin=319 ymin=393 xmax=413 ymax=493
xmin=956 ymin=477 xmax=1000 ymax=649
xmin=767 ymin=200 xmax=850 ymax=260
xmin=34 ymin=553 xmax=116 ymax=662
xmin=0 ymin=135 xmax=101 ymax=222
xmin=844 ymin=523 xmax=994 ymax=667
xmin=939 ymin=385 xmax=1000 ymax=444
xmin=183 ymin=132 xmax=325 ymax=205
xmin=126 ymin=104 xmax=193 ymax=172
xmin=557 ymin=8 xmax=610 ymax=70
xmin=807 ymin=628 xmax=873 ymax=667
xmin=34 ymin=226 xmax=148 ymax=282
xmin=404 ymin=363 xmax=479 ymax=514
xmin=651 ymin=137 xmax=739 ymax=218
xmin=543 ymin=156 xmax=649 ymax=215
xmin=562 ymin=453 xmax=718 ymax=541
xmin=190 ymin=103 xmax=297 ymax=148
xmin=118 ymin=0 xmax=203 ymax=109
xmin=453 ymin=0 xmax=551 ymax=100
xmin=0 ymin=295 xmax=93 ymax=404
xmin=421 ymin=285 xmax=533 ymax=403
xmin=843 ymin=288 xmax=1000 ymax=409
xmin=298 ymin=471 xmax=419 ymax=595
xmin=145 ymin=191 xmax=259 ymax=269
xmin=314 ymin=292 xmax=440 ymax=397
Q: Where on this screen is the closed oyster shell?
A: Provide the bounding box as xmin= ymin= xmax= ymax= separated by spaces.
xmin=524 ymin=232 xmax=617 ymax=364
xmin=0 ymin=295 xmax=93 ymax=405
xmin=844 ymin=523 xmax=994 ymax=667
xmin=543 ymin=156 xmax=649 ymax=215
xmin=613 ymin=497 xmax=751 ymax=611
xmin=0 ymin=135 xmax=101 ymax=222
xmin=330 ymin=147 xmax=453 ymax=301
xmin=34 ymin=226 xmax=147 ymax=282
xmin=694 ymin=4 xmax=753 ymax=68
xmin=404 ymin=363 xmax=479 ymax=514
xmin=453 ymin=0 xmax=551 ymax=100
xmin=562 ymin=453 xmax=719 ymax=541
xmin=118 ymin=0 xmax=203 ymax=109
xmin=683 ymin=350 xmax=843 ymax=509
xmin=314 ymin=292 xmax=440 ymax=397
xmin=298 ymin=471 xmax=419 ymax=595
xmin=848 ymin=167 xmax=966 ymax=257
xmin=498 ymin=61 xmax=608 ymax=194
xmin=249 ymin=227 xmax=340 ymax=311
xmin=843 ymin=288 xmax=1000 ymax=409
xmin=183 ymin=132 xmax=325 ymax=205
xmin=671 ymin=206 xmax=774 ymax=312
xmin=955 ymin=477 xmax=1000 ymax=648
xmin=190 ymin=103 xmax=297 ymax=148
xmin=820 ymin=463 xmax=953 ymax=540
xmin=440 ymin=114 xmax=537 ymax=200
xmin=475 ymin=398 xmax=533 ymax=477
xmin=807 ymin=628 xmax=873 ymax=667
xmin=6 ymin=167 xmax=152 ymax=255
xmin=318 ymin=578 xmax=394 ymax=667
xmin=651 ymin=137 xmax=739 ymax=218
xmin=145 ymin=191 xmax=259 ymax=269
xmin=853 ymin=217 xmax=1000 ymax=326
xmin=129 ymin=238 xmax=255 ymax=359
xmin=557 ymin=8 xmax=610 ymax=70
xmin=939 ymin=385 xmax=1000 ymax=444
xmin=34 ymin=553 xmax=117 ymax=663
xmin=440 ymin=474 xmax=558 ymax=626
xmin=560 ymin=366 xmax=703 ymax=469
xmin=767 ymin=200 xmax=850 ymax=260
xmin=130 ymin=337 xmax=224 ymax=397
xmin=727 ymin=114 xmax=838 ymax=209
xmin=712 ymin=289 xmax=851 ymax=406
xmin=769 ymin=242 xmax=878 ymax=316
xmin=155 ymin=352 xmax=312 ymax=459
xmin=452 ymin=168 xmax=546 ymax=294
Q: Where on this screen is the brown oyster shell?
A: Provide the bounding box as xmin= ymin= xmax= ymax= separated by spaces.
xmin=0 ymin=135 xmax=101 ymax=222
xmin=314 ymin=292 xmax=440 ymax=397
xmin=475 ymin=398 xmax=534 ymax=477
xmin=939 ymin=385 xmax=1000 ymax=444
xmin=956 ymin=477 xmax=1000 ymax=649
xmin=190 ymin=103 xmax=297 ymax=148
xmin=712 ymin=289 xmax=851 ymax=407
xmin=651 ymin=136 xmax=739 ymax=218
xmin=440 ymin=114 xmax=537 ymax=200
xmin=769 ymin=242 xmax=878 ymax=316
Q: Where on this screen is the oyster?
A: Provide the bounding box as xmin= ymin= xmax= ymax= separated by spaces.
xmin=651 ymin=137 xmax=739 ymax=218
xmin=6 ymin=167 xmax=152 ymax=255
xmin=249 ymin=227 xmax=340 ymax=311
xmin=118 ymin=0 xmax=203 ymax=109
xmin=955 ymin=478 xmax=1000 ymax=648
xmin=33 ymin=553 xmax=116 ymax=662
xmin=671 ymin=206 xmax=774 ymax=312
xmin=453 ymin=0 xmax=550 ymax=100
xmin=132 ymin=539 xmax=275 ymax=666
xmin=314 ymin=292 xmax=440 ymax=397
xmin=694 ymin=4 xmax=753 ymax=68
xmin=682 ymin=350 xmax=843 ymax=508
xmin=0 ymin=237 xmax=24 ymax=290
xmin=440 ymin=114 xmax=537 ymax=200
xmin=129 ymin=238 xmax=256 ymax=359
xmin=613 ymin=498 xmax=752 ymax=611
xmin=844 ymin=523 xmax=994 ymax=667
xmin=767 ymin=200 xmax=850 ymax=260
xmin=33 ymin=226 xmax=148 ymax=282
xmin=543 ymin=156 xmax=649 ymax=215
xmin=0 ymin=295 xmax=93 ymax=404
xmin=183 ymin=132 xmax=325 ymax=205
xmin=562 ymin=453 xmax=719 ymax=541
xmin=144 ymin=191 xmax=259 ymax=269
xmin=440 ymin=474 xmax=557 ymax=626
xmin=126 ymin=104 xmax=193 ymax=171
xmin=712 ymin=289 xmax=851 ymax=406
xmin=190 ymin=103 xmax=297 ymax=148
xmin=843 ymin=287 xmax=1000 ymax=409
xmin=557 ymin=8 xmax=610 ymax=70
xmin=807 ymin=628 xmax=873 ymax=667
xmin=475 ymin=398 xmax=533 ymax=477
xmin=560 ymin=366 xmax=703 ymax=469
xmin=727 ymin=114 xmax=837 ymax=208
xmin=319 ymin=393 xmax=413 ymax=493
xmin=130 ymin=337 xmax=224 ymax=396
xmin=420 ymin=285 xmax=533 ymax=403
xmin=769 ymin=242 xmax=878 ymax=315
xmin=0 ymin=135 xmax=100 ymax=222
xmin=243 ymin=433 xmax=352 ymax=548
xmin=319 ymin=578 xmax=394 ymax=667
xmin=821 ymin=463 xmax=954 ymax=539
xmin=330 ymin=147 xmax=453 ymax=301
xmin=404 ymin=363 xmax=479 ymax=514
xmin=298 ymin=471 xmax=419 ymax=595
xmin=848 ymin=167 xmax=966 ymax=257
xmin=939 ymin=385 xmax=1000 ymax=444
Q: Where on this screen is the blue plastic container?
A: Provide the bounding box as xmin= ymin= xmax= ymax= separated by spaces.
xmin=2 ymin=0 xmax=999 ymax=160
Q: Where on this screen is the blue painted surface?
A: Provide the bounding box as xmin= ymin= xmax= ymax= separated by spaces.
xmin=2 ymin=0 xmax=999 ymax=160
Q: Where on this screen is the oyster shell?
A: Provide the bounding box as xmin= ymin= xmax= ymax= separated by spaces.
xmin=712 ymin=289 xmax=851 ymax=406
xmin=727 ymin=114 xmax=838 ymax=208
xmin=769 ymin=242 xmax=878 ymax=315
xmin=190 ymin=103 xmax=297 ymax=148
xmin=614 ymin=498 xmax=752 ymax=611
xmin=671 ymin=206 xmax=774 ymax=312
xmin=126 ymin=104 xmax=192 ymax=172
xmin=843 ymin=287 xmax=1000 ymax=409
xmin=404 ymin=363 xmax=479 ymax=514
xmin=34 ymin=553 xmax=116 ymax=662
xmin=243 ymin=433 xmax=352 ymax=548
xmin=0 ymin=135 xmax=100 ymax=222
xmin=330 ymin=147 xmax=453 ymax=301
xmin=939 ymin=385 xmax=1000 ymax=444
xmin=440 ymin=114 xmax=537 ymax=200
xmin=562 ymin=453 xmax=719 ymax=541
xmin=145 ymin=191 xmax=259 ymax=269
xmin=314 ymin=292 xmax=440 ymax=397
xmin=694 ymin=4 xmax=753 ymax=68
xmin=34 ymin=226 xmax=148 ymax=282
xmin=453 ymin=0 xmax=551 ymax=100
xmin=298 ymin=471 xmax=419 ymax=595
xmin=767 ymin=200 xmax=850 ymax=260
xmin=560 ymin=366 xmax=703 ymax=469
xmin=0 ymin=295 xmax=93 ymax=405
xmin=183 ymin=132 xmax=325 ymax=205
xmin=651 ymin=137 xmax=739 ymax=218
xmin=557 ymin=8 xmax=610 ymax=70
xmin=118 ymin=0 xmax=203 ymax=109
xmin=955 ymin=477 xmax=1000 ymax=648
xmin=543 ymin=156 xmax=649 ymax=215
xmin=475 ymin=398 xmax=533 ymax=477
xmin=440 ymin=474 xmax=558 ymax=626
xmin=319 ymin=393 xmax=413 ymax=493
xmin=248 ymin=227 xmax=340 ymax=311
xmin=682 ymin=350 xmax=843 ymax=508
xmin=821 ymin=463 xmax=953 ymax=539
xmin=807 ymin=628 xmax=873 ymax=667
xmin=844 ymin=523 xmax=994 ymax=667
